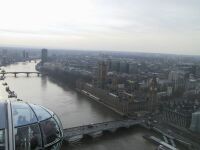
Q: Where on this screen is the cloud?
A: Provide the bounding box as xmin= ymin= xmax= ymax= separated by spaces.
xmin=0 ymin=0 xmax=200 ymax=54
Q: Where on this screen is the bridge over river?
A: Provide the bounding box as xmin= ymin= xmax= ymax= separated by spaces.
xmin=63 ymin=119 xmax=144 ymax=142
xmin=0 ymin=71 xmax=42 ymax=77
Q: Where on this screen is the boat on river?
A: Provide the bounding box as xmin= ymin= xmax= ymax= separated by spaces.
xmin=0 ymin=76 xmax=5 ymax=80
xmin=8 ymin=91 xmax=17 ymax=98
xmin=5 ymin=86 xmax=10 ymax=92
xmin=2 ymin=82 xmax=7 ymax=86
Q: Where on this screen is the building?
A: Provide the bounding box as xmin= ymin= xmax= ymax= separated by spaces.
xmin=129 ymin=62 xmax=138 ymax=74
xmin=107 ymin=59 xmax=112 ymax=71
xmin=2 ymin=56 xmax=7 ymax=65
xmin=190 ymin=111 xmax=200 ymax=133
xmin=168 ymin=70 xmax=186 ymax=90
xmin=148 ymin=76 xmax=158 ymax=111
xmin=22 ymin=50 xmax=26 ymax=59
xmin=97 ymin=61 xmax=108 ymax=89
xmin=119 ymin=61 xmax=129 ymax=73
xmin=111 ymin=60 xmax=120 ymax=72
xmin=162 ymin=108 xmax=192 ymax=128
xmin=22 ymin=50 xmax=29 ymax=60
xmin=41 ymin=49 xmax=48 ymax=64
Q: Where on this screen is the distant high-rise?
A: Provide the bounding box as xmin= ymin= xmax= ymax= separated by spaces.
xmin=41 ymin=49 xmax=48 ymax=64
xmin=111 ymin=60 xmax=120 ymax=72
xmin=22 ymin=50 xmax=26 ymax=59
xmin=2 ymin=49 xmax=7 ymax=56
xmin=119 ymin=61 xmax=129 ymax=73
xmin=25 ymin=52 xmax=29 ymax=59
xmin=22 ymin=50 xmax=29 ymax=60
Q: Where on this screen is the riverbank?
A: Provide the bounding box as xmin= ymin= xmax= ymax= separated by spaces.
xmin=77 ymin=89 xmax=125 ymax=116
xmin=39 ymin=67 xmax=130 ymax=116
xmin=37 ymin=66 xmax=126 ymax=115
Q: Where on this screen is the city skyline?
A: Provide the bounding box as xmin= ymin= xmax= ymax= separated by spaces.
xmin=0 ymin=0 xmax=200 ymax=55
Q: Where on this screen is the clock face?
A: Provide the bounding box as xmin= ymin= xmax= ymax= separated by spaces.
xmin=150 ymin=86 xmax=157 ymax=91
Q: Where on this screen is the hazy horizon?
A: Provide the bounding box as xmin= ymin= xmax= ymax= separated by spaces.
xmin=0 ymin=0 xmax=200 ymax=55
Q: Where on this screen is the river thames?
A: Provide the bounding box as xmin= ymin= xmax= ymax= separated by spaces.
xmin=0 ymin=61 xmax=157 ymax=150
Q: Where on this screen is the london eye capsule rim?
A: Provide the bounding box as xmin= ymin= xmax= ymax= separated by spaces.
xmin=0 ymin=99 xmax=64 ymax=150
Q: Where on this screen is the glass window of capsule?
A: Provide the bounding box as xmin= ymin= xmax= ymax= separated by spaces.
xmin=0 ymin=102 xmax=7 ymax=150
xmin=0 ymin=101 xmax=63 ymax=150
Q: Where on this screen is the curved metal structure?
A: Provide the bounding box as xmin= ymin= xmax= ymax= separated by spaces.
xmin=0 ymin=100 xmax=63 ymax=150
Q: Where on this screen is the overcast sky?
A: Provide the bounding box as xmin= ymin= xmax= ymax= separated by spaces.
xmin=0 ymin=0 xmax=199 ymax=55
